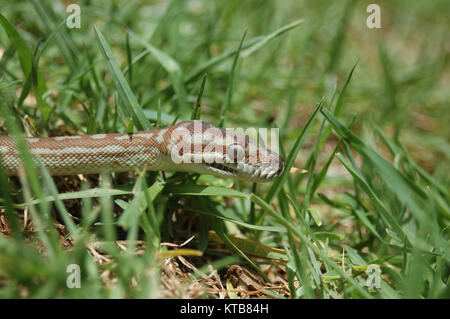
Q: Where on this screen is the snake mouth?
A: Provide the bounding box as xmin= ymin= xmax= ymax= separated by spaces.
xmin=209 ymin=162 xmax=238 ymax=174
xmin=204 ymin=161 xmax=282 ymax=182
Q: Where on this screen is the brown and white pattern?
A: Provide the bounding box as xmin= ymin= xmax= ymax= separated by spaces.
xmin=0 ymin=121 xmax=284 ymax=182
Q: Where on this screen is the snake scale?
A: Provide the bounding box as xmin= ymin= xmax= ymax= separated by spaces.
xmin=0 ymin=120 xmax=284 ymax=183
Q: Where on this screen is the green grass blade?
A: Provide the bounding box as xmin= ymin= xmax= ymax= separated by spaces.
xmin=0 ymin=13 xmax=32 ymax=76
xmin=241 ymin=19 xmax=304 ymax=57
xmin=336 ymin=153 xmax=408 ymax=243
xmin=264 ymin=101 xmax=323 ymax=205
xmin=94 ymin=26 xmax=151 ymax=131
xmin=191 ymin=73 xmax=207 ymax=120
xmin=128 ymin=31 xmax=189 ymax=120
xmin=219 ymin=30 xmax=246 ymax=127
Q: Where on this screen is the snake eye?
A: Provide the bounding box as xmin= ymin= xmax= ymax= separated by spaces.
xmin=226 ymin=143 xmax=245 ymax=163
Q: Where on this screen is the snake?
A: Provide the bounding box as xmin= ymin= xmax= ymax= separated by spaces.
xmin=0 ymin=120 xmax=284 ymax=183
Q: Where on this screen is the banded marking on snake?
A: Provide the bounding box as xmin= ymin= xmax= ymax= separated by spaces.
xmin=0 ymin=120 xmax=284 ymax=182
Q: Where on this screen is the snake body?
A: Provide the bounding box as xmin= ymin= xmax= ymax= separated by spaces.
xmin=0 ymin=121 xmax=284 ymax=183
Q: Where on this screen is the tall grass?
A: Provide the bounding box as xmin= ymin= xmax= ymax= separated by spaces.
xmin=0 ymin=0 xmax=448 ymax=298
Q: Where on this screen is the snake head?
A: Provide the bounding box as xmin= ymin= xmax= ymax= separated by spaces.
xmin=166 ymin=121 xmax=284 ymax=183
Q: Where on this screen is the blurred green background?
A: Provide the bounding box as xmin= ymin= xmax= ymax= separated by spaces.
xmin=0 ymin=0 xmax=448 ymax=298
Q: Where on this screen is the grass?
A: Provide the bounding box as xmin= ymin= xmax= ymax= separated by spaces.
xmin=0 ymin=0 xmax=448 ymax=298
